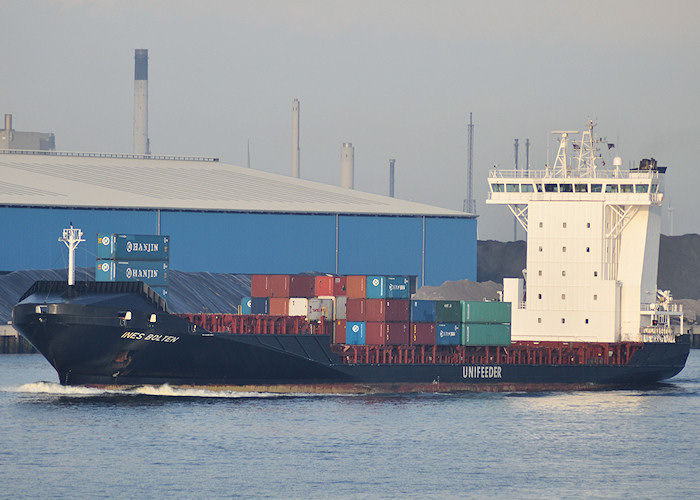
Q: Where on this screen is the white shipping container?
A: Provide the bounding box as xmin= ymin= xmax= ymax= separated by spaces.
xmin=288 ymin=298 xmax=309 ymax=316
xmin=308 ymin=298 xmax=334 ymax=321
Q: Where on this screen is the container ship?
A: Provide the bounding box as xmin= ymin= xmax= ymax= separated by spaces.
xmin=12 ymin=124 xmax=690 ymax=392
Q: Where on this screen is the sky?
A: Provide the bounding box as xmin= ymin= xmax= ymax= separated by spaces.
xmin=2 ymin=0 xmax=699 ymax=240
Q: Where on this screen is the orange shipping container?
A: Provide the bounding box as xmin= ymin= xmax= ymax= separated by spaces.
xmin=269 ymin=297 xmax=290 ymax=316
xmin=346 ymin=275 xmax=367 ymax=298
xmin=315 ymin=276 xmax=334 ymax=296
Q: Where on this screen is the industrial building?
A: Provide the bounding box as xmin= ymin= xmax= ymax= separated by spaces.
xmin=0 ymin=150 xmax=476 ymax=286
xmin=0 ymin=114 xmax=55 ymax=151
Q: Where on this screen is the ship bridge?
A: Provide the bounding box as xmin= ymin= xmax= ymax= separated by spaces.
xmin=487 ymin=122 xmax=681 ymax=343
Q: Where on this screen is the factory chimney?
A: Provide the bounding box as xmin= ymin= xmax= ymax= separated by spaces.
xmin=133 ymin=49 xmax=150 ymax=155
xmin=4 ymin=114 xmax=11 ymax=131
xmin=292 ymin=99 xmax=300 ymax=178
xmin=341 ymin=143 xmax=354 ymax=189
xmin=389 ymin=159 xmax=396 ymax=197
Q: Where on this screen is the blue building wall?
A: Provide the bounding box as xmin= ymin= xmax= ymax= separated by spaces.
xmin=0 ymin=207 xmax=476 ymax=286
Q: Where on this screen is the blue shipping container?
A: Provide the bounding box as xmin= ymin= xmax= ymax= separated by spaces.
xmin=346 ymin=321 xmax=366 ymax=345
xmin=436 ymin=323 xmax=461 ymax=345
xmin=97 ymin=233 xmax=170 ymax=261
xmin=241 ymin=296 xmax=252 ymax=314
xmin=250 ymin=297 xmax=269 ymax=315
xmin=410 ymin=300 xmax=437 ymax=323
xmin=366 ymin=276 xmax=386 ymax=299
xmin=386 ymin=276 xmax=411 ymax=299
xmin=96 ymin=260 xmax=169 ymax=286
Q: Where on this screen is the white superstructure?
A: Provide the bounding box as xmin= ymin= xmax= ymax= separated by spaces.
xmin=489 ymin=122 xmax=682 ymax=343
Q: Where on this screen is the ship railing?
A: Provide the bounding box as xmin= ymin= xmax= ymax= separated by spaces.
xmin=640 ymin=327 xmax=676 ymax=343
xmin=489 ymin=168 xmax=660 ymax=180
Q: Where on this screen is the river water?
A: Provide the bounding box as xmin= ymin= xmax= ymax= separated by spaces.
xmin=1 ymin=351 xmax=698 ymax=499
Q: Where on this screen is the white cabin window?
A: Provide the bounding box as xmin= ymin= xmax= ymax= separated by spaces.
xmin=538 ymin=294 xmax=542 ymax=299
xmin=594 ymin=271 xmax=598 ymax=277
xmin=561 ymin=318 xmax=566 ymax=324
xmin=586 ymin=247 xmax=590 ymax=253
xmin=621 ymin=184 xmax=633 ymax=193
xmin=562 ymin=222 xmax=567 ymax=228
xmin=506 ymin=184 xmax=519 ymax=192
xmin=562 ymin=246 xmax=566 ymax=252
xmin=561 ymin=294 xmax=566 ymax=300
xmin=605 ymin=184 xmax=619 ymax=193
xmin=636 ymin=184 xmax=649 ymax=193
xmin=586 ymin=222 xmax=591 ymax=228
xmin=562 ymin=270 xmax=566 ymax=277
xmin=585 ymin=319 xmax=589 ymax=324
xmin=593 ymin=294 xmax=598 ymax=300
xmin=539 ymin=246 xmax=543 ymax=252
xmin=538 ymin=270 xmax=542 ymax=276
xmin=492 ymin=183 xmax=504 ymax=192
xmin=539 ymin=222 xmax=543 ymax=228
xmin=538 ymin=317 xmax=542 ymax=324
xmin=591 ymin=184 xmax=603 ymax=192
xmin=575 ymin=184 xmax=588 ymax=192
xmin=521 ymin=184 xmax=534 ymax=192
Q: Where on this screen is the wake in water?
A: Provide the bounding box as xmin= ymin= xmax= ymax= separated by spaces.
xmin=9 ymin=381 xmax=301 ymax=399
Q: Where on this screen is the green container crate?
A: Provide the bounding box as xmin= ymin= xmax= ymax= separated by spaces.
xmin=435 ymin=300 xmax=462 ymax=322
xmin=461 ymin=323 xmax=511 ymax=346
xmin=461 ymin=301 xmax=511 ymax=323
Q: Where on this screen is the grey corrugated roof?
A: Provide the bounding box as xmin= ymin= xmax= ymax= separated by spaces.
xmin=0 ymin=150 xmax=472 ymax=217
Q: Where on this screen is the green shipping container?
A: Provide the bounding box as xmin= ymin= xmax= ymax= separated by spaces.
xmin=461 ymin=301 xmax=511 ymax=323
xmin=461 ymin=323 xmax=511 ymax=346
xmin=435 ymin=300 xmax=462 ymax=322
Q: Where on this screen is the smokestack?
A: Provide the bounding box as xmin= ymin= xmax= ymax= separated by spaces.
xmin=292 ymin=99 xmax=300 ymax=177
xmin=4 ymin=114 xmax=11 ymax=131
xmin=389 ymin=159 xmax=396 ymax=197
xmin=341 ymin=143 xmax=354 ymax=189
xmin=133 ymin=49 xmax=149 ymax=155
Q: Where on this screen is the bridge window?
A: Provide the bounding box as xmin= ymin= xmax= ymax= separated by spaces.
xmin=521 ymin=184 xmax=534 ymax=192
xmin=651 ymin=184 xmax=659 ymax=192
xmin=544 ymin=184 xmax=558 ymax=192
xmin=591 ymin=184 xmax=602 ymax=192
xmin=605 ymin=184 xmax=619 ymax=193
xmin=621 ymin=184 xmax=633 ymax=193
xmin=506 ymin=184 xmax=519 ymax=192
xmin=536 ymin=184 xmax=543 ymax=192
xmin=575 ymin=184 xmax=588 ymax=192
xmin=636 ymin=184 xmax=649 ymax=193
xmin=560 ymin=184 xmax=573 ymax=192
xmin=492 ymin=183 xmax=504 ymax=192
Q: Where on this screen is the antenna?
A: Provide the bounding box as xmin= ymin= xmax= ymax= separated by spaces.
xmin=59 ymin=224 xmax=85 ymax=286
xmin=514 ymin=138 xmax=519 ymax=241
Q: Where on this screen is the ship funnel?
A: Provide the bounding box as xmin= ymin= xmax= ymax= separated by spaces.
xmin=4 ymin=114 xmax=11 ymax=131
xmin=341 ymin=143 xmax=354 ymax=189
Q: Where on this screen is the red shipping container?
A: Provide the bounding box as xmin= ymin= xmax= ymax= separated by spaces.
xmin=385 ymin=299 xmax=410 ymax=322
xmin=365 ymin=299 xmax=385 ymax=322
xmin=346 ymin=275 xmax=367 ymax=298
xmin=269 ymin=297 xmax=289 ymax=316
xmin=386 ymin=323 xmax=410 ymax=345
xmin=334 ymin=319 xmax=347 ymax=344
xmin=315 ymin=276 xmax=334 ymax=296
xmin=270 ymin=275 xmax=290 ymax=297
xmin=333 ymin=276 xmax=347 ymax=296
xmin=365 ymin=322 xmax=386 ymax=346
xmin=365 ymin=299 xmax=411 ymax=322
xmin=290 ymin=275 xmax=315 ymax=298
xmin=410 ymin=323 xmax=436 ymax=345
xmin=346 ymin=298 xmax=366 ymax=321
xmin=251 ymin=275 xmax=272 ymax=297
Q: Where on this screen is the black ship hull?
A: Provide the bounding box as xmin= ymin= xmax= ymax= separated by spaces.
xmin=12 ymin=282 xmax=690 ymax=393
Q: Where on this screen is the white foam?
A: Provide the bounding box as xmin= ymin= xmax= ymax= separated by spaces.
xmin=10 ymin=381 xmax=317 ymax=399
